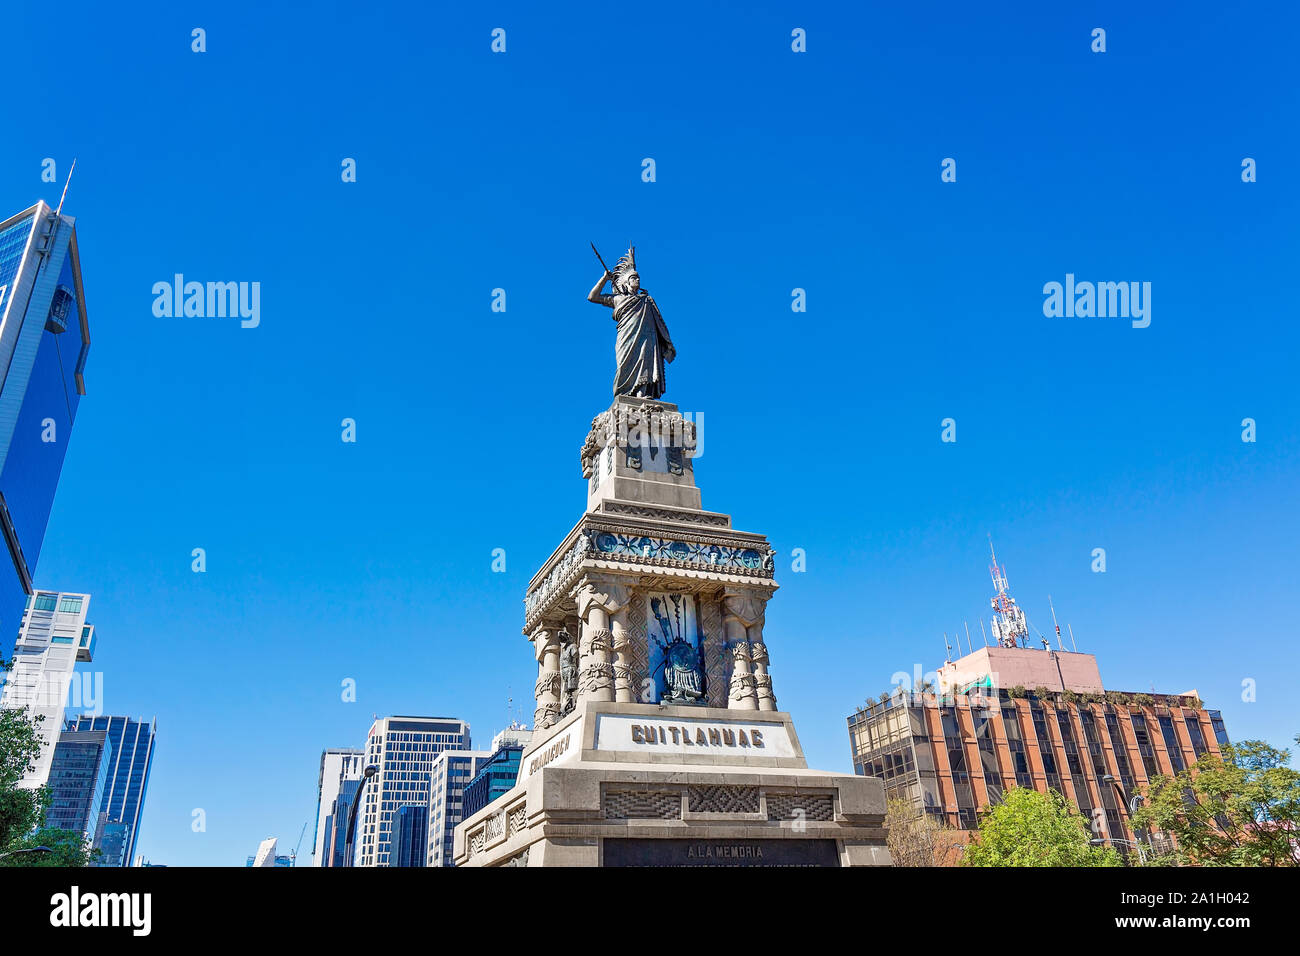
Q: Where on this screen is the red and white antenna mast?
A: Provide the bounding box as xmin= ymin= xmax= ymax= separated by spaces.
xmin=987 ymin=537 xmax=1029 ymax=648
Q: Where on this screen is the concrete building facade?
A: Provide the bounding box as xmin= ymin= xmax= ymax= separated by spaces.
xmin=0 ymin=590 xmax=96 ymax=788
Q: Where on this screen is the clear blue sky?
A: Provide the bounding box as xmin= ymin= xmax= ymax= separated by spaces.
xmin=6 ymin=2 xmax=1297 ymax=865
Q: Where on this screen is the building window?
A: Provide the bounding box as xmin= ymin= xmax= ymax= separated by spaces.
xmin=1130 ymin=715 xmax=1161 ymax=778
xmin=1184 ymin=716 xmax=1208 ymax=757
xmin=34 ymin=594 xmax=57 ymax=611
xmin=57 ymin=596 xmax=83 ymax=613
xmin=1207 ymin=711 xmax=1230 ymax=749
xmin=1157 ymin=716 xmax=1186 ymax=772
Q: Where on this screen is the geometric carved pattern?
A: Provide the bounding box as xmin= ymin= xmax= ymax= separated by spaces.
xmin=767 ymin=793 xmax=834 ymax=822
xmin=599 ymin=501 xmax=730 ymax=528
xmin=484 ymin=811 xmax=504 ymax=840
xmin=604 ymin=790 xmax=681 ymax=820
xmin=701 ymin=595 xmax=725 ymax=707
xmin=627 ymin=592 xmax=648 ymax=700
xmin=508 ymin=805 xmax=527 ymax=836
xmin=687 ymin=785 xmax=760 ymax=814
xmin=469 ymin=831 xmax=485 ymax=856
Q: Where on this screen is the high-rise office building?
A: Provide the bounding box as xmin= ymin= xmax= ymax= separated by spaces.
xmin=65 ymin=715 xmax=156 ymax=866
xmin=44 ymin=727 xmax=112 ymax=842
xmin=847 ymin=644 xmax=1231 ymax=857
xmin=426 ymin=749 xmax=490 ymax=868
xmin=0 ymin=590 xmax=96 ymax=787
xmin=0 ymin=201 xmax=93 ymax=658
xmin=392 ymin=804 xmax=429 ymax=867
xmin=462 ymin=723 xmax=532 ymax=822
xmin=322 ymin=777 xmax=362 ymax=867
xmin=355 ymin=716 xmax=471 ymax=867
xmin=312 ymin=748 xmax=363 ymax=866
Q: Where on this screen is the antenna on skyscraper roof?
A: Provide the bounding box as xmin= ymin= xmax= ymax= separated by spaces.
xmin=1048 ymin=595 xmax=1064 ymax=650
xmin=963 ymin=621 xmax=974 ymax=655
xmin=1068 ymin=623 xmax=1078 ymax=652
xmin=55 ymin=157 xmax=76 ymax=219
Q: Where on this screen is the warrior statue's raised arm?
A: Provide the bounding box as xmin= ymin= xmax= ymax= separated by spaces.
xmin=587 ymin=245 xmax=675 ymax=400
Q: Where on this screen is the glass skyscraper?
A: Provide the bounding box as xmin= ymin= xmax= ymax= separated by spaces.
xmin=65 ymin=715 xmax=156 ymax=866
xmin=0 ymin=201 xmax=93 ymax=658
xmin=323 ymin=777 xmax=362 ymax=867
xmin=392 ymin=804 xmax=428 ymax=867
xmin=45 ymin=728 xmax=112 ymax=841
xmin=461 ymin=724 xmax=531 ymax=822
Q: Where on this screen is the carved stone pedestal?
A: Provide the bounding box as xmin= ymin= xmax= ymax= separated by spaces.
xmin=463 ymin=395 xmax=891 ymax=866
xmin=453 ymin=701 xmax=890 ymax=867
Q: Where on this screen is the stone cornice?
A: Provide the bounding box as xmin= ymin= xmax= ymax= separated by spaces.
xmin=523 ymin=517 xmax=777 ymax=632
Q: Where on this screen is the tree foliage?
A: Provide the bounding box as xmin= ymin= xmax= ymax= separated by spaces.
xmin=1133 ymin=738 xmax=1300 ymax=867
xmin=0 ymin=700 xmax=46 ymax=856
xmin=3 ymin=827 xmax=98 ymax=866
xmin=962 ymin=787 xmax=1121 ymax=867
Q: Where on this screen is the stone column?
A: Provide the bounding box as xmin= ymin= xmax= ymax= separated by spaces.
xmin=575 ymin=576 xmax=631 ymax=705
xmin=610 ymin=607 xmax=635 ymax=703
xmin=531 ymin=625 xmax=562 ymax=728
xmin=751 ymin=638 xmax=776 ymax=712
xmin=722 ymin=587 xmax=759 ymax=710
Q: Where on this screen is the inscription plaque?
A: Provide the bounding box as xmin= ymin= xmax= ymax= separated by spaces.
xmin=603 ymin=838 xmax=840 ymax=868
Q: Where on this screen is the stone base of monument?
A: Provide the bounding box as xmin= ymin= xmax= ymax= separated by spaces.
xmin=453 ymin=701 xmax=891 ymax=867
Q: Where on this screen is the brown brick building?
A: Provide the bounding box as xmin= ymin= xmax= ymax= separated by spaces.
xmin=847 ymin=647 xmax=1230 ymax=854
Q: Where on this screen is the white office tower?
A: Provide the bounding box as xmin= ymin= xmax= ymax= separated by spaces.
xmin=490 ymin=722 xmax=533 ymax=752
xmin=0 ymin=591 xmax=96 ymax=787
xmin=355 ymin=716 xmax=471 ymax=867
xmin=312 ymin=748 xmax=363 ymax=866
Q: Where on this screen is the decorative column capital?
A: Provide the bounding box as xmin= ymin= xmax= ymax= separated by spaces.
xmin=722 ymin=586 xmax=768 ymax=629
xmin=530 ymin=623 xmax=563 ymax=661
xmin=574 ymin=574 xmax=634 ymax=618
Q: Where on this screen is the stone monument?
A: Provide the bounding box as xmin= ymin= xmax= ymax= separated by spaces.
xmin=452 ymin=248 xmax=890 ymax=867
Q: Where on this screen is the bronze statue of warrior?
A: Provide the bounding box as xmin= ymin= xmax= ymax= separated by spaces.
xmin=587 ymin=245 xmax=675 ymax=400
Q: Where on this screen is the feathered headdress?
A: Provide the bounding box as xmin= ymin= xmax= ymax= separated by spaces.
xmin=613 ymin=245 xmax=638 ymax=292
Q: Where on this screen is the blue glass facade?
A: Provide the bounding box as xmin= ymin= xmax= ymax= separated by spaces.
xmin=324 ymin=778 xmax=361 ymax=866
xmin=0 ymin=204 xmax=90 ymax=659
xmin=96 ymin=821 xmax=131 ymax=867
xmin=45 ymin=729 xmax=112 ymax=840
xmin=462 ymin=745 xmax=524 ymax=820
xmin=392 ymin=804 xmax=428 ymax=867
xmin=67 ymin=715 xmax=155 ymax=866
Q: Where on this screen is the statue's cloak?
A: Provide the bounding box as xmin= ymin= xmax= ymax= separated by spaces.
xmin=611 ymin=292 xmax=675 ymax=399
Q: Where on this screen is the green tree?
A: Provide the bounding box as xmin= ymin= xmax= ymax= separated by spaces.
xmin=0 ymin=699 xmax=46 ymax=854
xmin=1132 ymin=738 xmax=1300 ymax=867
xmin=961 ymin=787 xmax=1121 ymax=867
xmin=2 ymin=827 xmax=99 ymax=866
